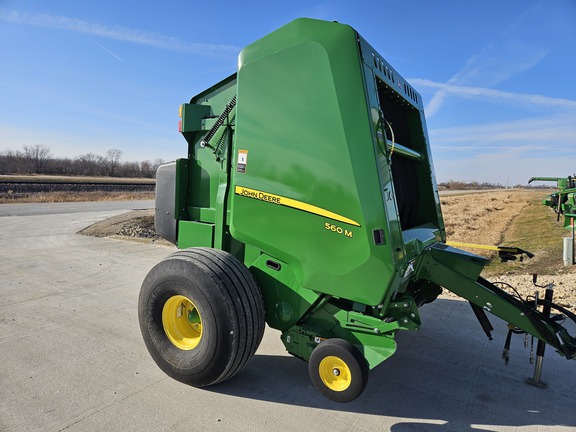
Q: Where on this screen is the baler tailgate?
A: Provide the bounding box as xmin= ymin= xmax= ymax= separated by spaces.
xmin=417 ymin=244 xmax=576 ymax=359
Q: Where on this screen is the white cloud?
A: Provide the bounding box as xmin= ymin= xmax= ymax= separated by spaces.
xmin=429 ymin=112 xmax=576 ymax=184
xmin=430 ymin=113 xmax=576 ymax=149
xmin=424 ymin=3 xmax=549 ymax=116
xmin=412 ymin=2 xmax=576 ymax=185
xmin=410 ymin=79 xmax=576 ymax=110
xmin=0 ymin=9 xmax=240 ymax=57
xmin=434 ymin=151 xmax=575 ymax=186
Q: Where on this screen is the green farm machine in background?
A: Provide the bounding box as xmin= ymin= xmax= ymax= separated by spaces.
xmin=139 ymin=18 xmax=576 ymax=402
xmin=529 ymin=175 xmax=576 ymax=229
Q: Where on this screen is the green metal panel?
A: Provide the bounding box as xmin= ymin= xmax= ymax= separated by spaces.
xmin=428 ymin=243 xmax=487 ymax=281
xmin=175 ymin=158 xmax=189 ymax=220
xmin=180 ymin=103 xmax=211 ymax=133
xmin=226 ymin=18 xmax=446 ymax=308
xmin=561 ymin=190 xmax=576 ymax=229
xmin=177 ymin=74 xmax=237 ymax=250
xmin=230 ymin=18 xmax=402 ymax=306
xmin=249 ymin=253 xmax=320 ymax=332
xmin=178 ymin=220 xmax=214 ymax=248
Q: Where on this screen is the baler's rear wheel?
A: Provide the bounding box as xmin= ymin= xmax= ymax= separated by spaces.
xmin=138 ymin=248 xmax=265 ymax=387
xmin=308 ymin=339 xmax=369 ymax=403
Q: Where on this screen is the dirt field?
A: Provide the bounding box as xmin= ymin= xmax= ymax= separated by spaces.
xmin=442 ymin=190 xmax=524 ymax=248
xmin=441 ymin=189 xmax=576 ymax=312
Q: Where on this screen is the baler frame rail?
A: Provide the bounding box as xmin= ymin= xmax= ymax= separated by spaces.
xmin=477 ymin=277 xmax=576 ymax=359
xmin=418 ymin=244 xmax=576 ymax=360
xmin=446 ymin=240 xmax=534 ymax=262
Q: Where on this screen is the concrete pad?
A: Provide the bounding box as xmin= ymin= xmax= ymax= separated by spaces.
xmin=1 ymin=204 xmax=575 ymax=431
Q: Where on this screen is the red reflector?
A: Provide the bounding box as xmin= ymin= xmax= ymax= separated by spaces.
xmin=178 ymin=120 xmax=182 ymax=132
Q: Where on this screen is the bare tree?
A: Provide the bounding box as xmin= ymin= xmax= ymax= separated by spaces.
xmin=140 ymin=160 xmax=153 ymax=178
xmin=2 ymin=145 xmax=164 ymax=177
xmin=119 ymin=161 xmax=140 ymax=178
xmin=0 ymin=149 xmax=22 ymax=174
xmin=23 ymin=144 xmax=52 ymax=173
xmin=140 ymin=158 xmax=165 ymax=178
xmin=102 ymin=148 xmax=123 ymax=177
xmin=75 ymin=153 xmax=102 ymax=176
xmin=151 ymin=158 xmax=165 ymax=177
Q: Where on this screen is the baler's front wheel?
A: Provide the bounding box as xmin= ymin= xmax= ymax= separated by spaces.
xmin=138 ymin=248 xmax=265 ymax=387
xmin=308 ymin=339 xmax=369 ymax=403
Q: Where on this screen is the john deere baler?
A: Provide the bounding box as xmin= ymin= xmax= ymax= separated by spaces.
xmin=139 ymin=18 xmax=576 ymax=402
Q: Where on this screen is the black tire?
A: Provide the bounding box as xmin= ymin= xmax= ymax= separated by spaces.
xmin=308 ymin=339 xmax=369 ymax=403
xmin=138 ymin=247 xmax=265 ymax=387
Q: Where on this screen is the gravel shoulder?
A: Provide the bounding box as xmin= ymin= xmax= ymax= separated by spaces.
xmin=78 ymin=209 xmax=172 ymax=246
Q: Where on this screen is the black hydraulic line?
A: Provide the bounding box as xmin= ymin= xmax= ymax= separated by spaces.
xmin=503 ymin=327 xmax=513 ymax=365
xmin=535 ymin=289 xmax=554 ymax=358
xmin=530 ymin=300 xmax=576 ymax=324
xmin=469 ymin=302 xmax=494 ymax=340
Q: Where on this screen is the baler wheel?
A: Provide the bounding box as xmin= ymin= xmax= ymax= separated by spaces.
xmin=161 ymin=294 xmax=202 ymax=350
xmin=138 ymin=248 xmax=265 ymax=387
xmin=308 ymin=339 xmax=369 ymax=403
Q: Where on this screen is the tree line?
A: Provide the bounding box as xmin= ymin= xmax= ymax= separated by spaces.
xmin=0 ymin=144 xmax=165 ymax=178
xmin=438 ymin=180 xmax=547 ymax=189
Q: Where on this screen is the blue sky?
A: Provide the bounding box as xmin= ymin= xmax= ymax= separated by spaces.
xmin=1 ymin=0 xmax=575 ymax=185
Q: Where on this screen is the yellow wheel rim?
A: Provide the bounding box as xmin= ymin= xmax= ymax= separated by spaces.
xmin=318 ymin=356 xmax=352 ymax=392
xmin=162 ymin=295 xmax=202 ymax=350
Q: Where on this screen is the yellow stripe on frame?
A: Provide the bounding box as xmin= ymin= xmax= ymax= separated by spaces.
xmin=446 ymin=241 xmax=499 ymax=251
xmin=234 ymin=186 xmax=361 ymax=227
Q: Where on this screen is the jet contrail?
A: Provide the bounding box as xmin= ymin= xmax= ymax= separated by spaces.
xmin=82 ymin=34 xmax=123 ymax=62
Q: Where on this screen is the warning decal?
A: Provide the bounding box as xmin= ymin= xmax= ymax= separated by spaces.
xmin=237 ymin=149 xmax=248 ymax=173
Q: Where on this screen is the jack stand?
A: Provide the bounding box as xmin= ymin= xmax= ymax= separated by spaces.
xmin=526 ymin=286 xmax=554 ymax=389
xmin=566 ymin=214 xmax=576 ymax=265
xmin=526 ymin=352 xmax=547 ymax=389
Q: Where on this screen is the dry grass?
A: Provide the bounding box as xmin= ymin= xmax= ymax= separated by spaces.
xmin=0 ymin=174 xmax=155 ymax=184
xmin=0 ymin=174 xmax=155 ymax=203
xmin=0 ymin=191 xmax=154 ymax=204
xmin=441 ymin=189 xmax=574 ymax=274
xmin=485 ymin=192 xmax=574 ymax=276
xmin=442 ymin=189 xmax=576 ymax=311
xmin=442 ymin=189 xmax=534 ymax=258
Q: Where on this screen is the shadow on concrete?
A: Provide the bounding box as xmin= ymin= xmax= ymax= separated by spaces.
xmin=208 ymin=298 xmax=576 ymax=431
